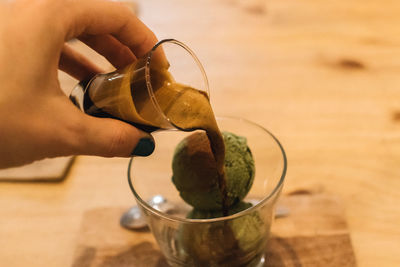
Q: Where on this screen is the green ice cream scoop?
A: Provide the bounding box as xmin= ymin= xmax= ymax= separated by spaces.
xmin=180 ymin=202 xmax=265 ymax=265
xmin=172 ymin=131 xmax=255 ymax=210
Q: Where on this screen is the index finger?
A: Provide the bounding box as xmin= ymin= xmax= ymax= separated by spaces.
xmin=64 ymin=0 xmax=157 ymax=59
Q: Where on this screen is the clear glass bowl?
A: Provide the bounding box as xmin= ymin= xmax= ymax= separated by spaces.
xmin=128 ymin=116 xmax=287 ymax=266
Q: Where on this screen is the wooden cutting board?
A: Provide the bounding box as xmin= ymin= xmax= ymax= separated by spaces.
xmin=0 ymin=157 xmax=75 ymax=182
xmin=71 ymin=194 xmax=357 ymax=267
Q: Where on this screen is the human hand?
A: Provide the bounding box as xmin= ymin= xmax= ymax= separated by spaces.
xmin=0 ymin=0 xmax=157 ymax=169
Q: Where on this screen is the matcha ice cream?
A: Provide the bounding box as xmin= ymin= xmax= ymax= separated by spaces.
xmin=172 ymin=131 xmax=265 ymax=265
xmin=187 ymin=201 xmax=253 ymax=219
xmin=179 ymin=202 xmax=265 ymax=265
xmin=172 ymin=131 xmax=255 ymax=211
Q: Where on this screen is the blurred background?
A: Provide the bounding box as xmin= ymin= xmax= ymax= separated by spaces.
xmin=1 ymin=0 xmax=400 ymax=266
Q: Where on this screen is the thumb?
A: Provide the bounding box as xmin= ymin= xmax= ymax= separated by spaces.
xmin=78 ymin=115 xmax=155 ymax=157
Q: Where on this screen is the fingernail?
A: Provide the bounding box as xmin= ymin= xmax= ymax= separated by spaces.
xmin=131 ymin=137 xmax=155 ymax=156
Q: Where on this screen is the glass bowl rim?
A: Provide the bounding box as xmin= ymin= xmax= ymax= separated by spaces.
xmin=127 ymin=116 xmax=287 ymax=224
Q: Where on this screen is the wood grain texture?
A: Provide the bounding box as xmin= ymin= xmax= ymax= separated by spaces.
xmin=71 ymin=195 xmax=356 ymax=267
xmin=0 ymin=157 xmax=74 ymax=182
xmin=1 ymin=0 xmax=399 ymax=266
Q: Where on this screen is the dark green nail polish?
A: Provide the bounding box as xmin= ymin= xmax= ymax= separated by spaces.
xmin=132 ymin=138 xmax=155 ymax=156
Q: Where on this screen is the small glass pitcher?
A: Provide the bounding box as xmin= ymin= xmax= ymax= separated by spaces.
xmin=69 ymin=39 xmax=209 ymax=132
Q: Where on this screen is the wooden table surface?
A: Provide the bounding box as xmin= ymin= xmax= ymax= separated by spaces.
xmin=1 ymin=0 xmax=400 ymax=266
